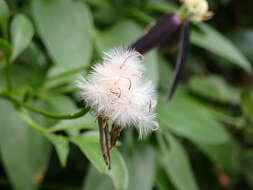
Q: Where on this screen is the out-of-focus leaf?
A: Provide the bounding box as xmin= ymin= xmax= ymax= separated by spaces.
xmin=43 ymin=95 xmax=76 ymax=115
xmin=32 ymin=0 xmax=93 ymax=75
xmin=27 ymin=96 xmax=75 ymax=168
xmin=72 ymin=132 xmax=128 ymax=190
xmin=197 ymin=140 xmax=240 ymax=175
xmin=0 ymin=43 xmax=45 ymax=93
xmin=43 ymin=95 xmax=79 ymax=137
xmin=157 ymin=94 xmax=230 ymax=144
xmin=0 ymin=0 xmax=9 ymax=38
xmin=155 ymin=168 xmax=176 ymax=190
xmin=230 ymin=29 xmax=253 ymax=61
xmin=240 ymin=150 xmax=253 ymax=188
xmin=145 ymin=1 xmax=177 ymax=14
xmin=161 ymin=134 xmax=199 ymax=190
xmin=124 ymin=144 xmax=156 ymax=190
xmin=191 ymin=23 xmax=252 ymax=73
xmin=82 ymin=166 xmax=114 ymax=190
xmin=0 ymin=100 xmax=50 ymax=190
xmin=11 ymin=14 xmax=34 ymax=61
xmin=0 ymin=62 xmax=46 ymax=95
xmin=241 ymin=90 xmax=253 ymax=122
xmin=19 ymin=42 xmax=47 ymax=67
xmin=0 ymin=39 xmax=12 ymax=61
xmin=189 ymin=75 xmax=240 ymax=104
xmin=158 ymin=55 xmax=172 ymax=92
xmin=44 ymin=133 xmax=69 ymax=167
xmin=93 ymin=3 xmax=117 ymax=25
xmin=0 ymin=60 xmax=4 ymax=69
xmin=95 ymin=20 xmax=141 ymax=52
xmin=48 ymin=113 xmax=97 ymax=133
xmin=95 ymin=20 xmax=159 ymax=87
xmin=145 ymin=50 xmax=159 ymax=87
xmin=82 ymin=0 xmax=108 ymax=8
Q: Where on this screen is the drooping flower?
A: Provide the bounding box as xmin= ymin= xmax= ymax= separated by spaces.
xmin=77 ymin=47 xmax=159 ymax=138
xmin=132 ymin=0 xmax=213 ymax=100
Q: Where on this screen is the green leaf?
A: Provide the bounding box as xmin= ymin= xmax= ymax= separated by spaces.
xmin=82 ymin=166 xmax=114 ymax=190
xmin=44 ymin=133 xmax=69 ymax=167
xmin=158 ymin=56 xmax=172 ymax=92
xmin=145 ymin=50 xmax=159 ymax=88
xmin=189 ymin=75 xmax=240 ymax=104
xmin=11 ymin=14 xmax=34 ymax=61
xmin=0 ymin=100 xmax=50 ymax=190
xmin=32 ymin=0 xmax=93 ymax=75
xmin=191 ymin=23 xmax=252 ymax=73
xmin=0 ymin=38 xmax=12 ymax=61
xmin=95 ymin=20 xmax=142 ymax=52
xmin=95 ymin=20 xmax=159 ymax=87
xmin=155 ymin=168 xmax=176 ymax=190
xmin=197 ymin=140 xmax=240 ymax=175
xmin=230 ymin=29 xmax=253 ymax=61
xmin=82 ymin=0 xmax=108 ymax=8
xmin=0 ymin=0 xmax=9 ymax=38
xmin=48 ymin=113 xmax=97 ymax=133
xmin=161 ymin=134 xmax=199 ymax=190
xmin=240 ymin=150 xmax=253 ymax=188
xmin=72 ymin=132 xmax=128 ymax=190
xmin=241 ymin=89 xmax=253 ymax=122
xmin=157 ymin=94 xmax=230 ymax=144
xmin=145 ymin=1 xmax=177 ymax=14
xmin=19 ymin=42 xmax=47 ymax=67
xmin=43 ymin=95 xmax=79 ymax=137
xmin=124 ymin=144 xmax=156 ymax=190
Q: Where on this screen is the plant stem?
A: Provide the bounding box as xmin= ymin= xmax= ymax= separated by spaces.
xmin=22 ymin=102 xmax=90 ymax=119
xmin=19 ymin=111 xmax=47 ymax=133
xmin=5 ymin=60 xmax=12 ymax=91
xmin=0 ymin=90 xmax=90 ymax=119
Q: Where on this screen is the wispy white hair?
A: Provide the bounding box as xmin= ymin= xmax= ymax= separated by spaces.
xmin=76 ymin=47 xmax=158 ymax=138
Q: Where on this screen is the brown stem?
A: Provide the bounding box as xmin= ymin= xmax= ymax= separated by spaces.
xmin=110 ymin=123 xmax=122 ymax=150
xmin=98 ymin=116 xmax=111 ymax=169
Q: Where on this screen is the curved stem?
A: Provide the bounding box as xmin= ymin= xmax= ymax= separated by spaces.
xmin=19 ymin=111 xmax=47 ymax=133
xmin=22 ymin=103 xmax=90 ymax=119
xmin=0 ymin=90 xmax=90 ymax=120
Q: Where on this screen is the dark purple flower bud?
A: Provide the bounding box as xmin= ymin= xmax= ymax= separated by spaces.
xmin=131 ymin=12 xmax=183 ymax=54
xmin=168 ymin=21 xmax=190 ymax=100
xmin=131 ymin=12 xmax=191 ymax=100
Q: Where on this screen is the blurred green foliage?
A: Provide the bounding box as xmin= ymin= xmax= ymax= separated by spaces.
xmin=0 ymin=0 xmax=253 ymax=190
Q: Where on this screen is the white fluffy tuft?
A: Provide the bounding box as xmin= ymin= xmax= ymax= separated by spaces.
xmin=76 ymin=47 xmax=159 ymax=138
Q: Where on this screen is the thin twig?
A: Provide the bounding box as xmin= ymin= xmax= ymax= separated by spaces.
xmin=0 ymin=90 xmax=89 ymax=120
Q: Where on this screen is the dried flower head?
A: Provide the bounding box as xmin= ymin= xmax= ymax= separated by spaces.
xmin=77 ymin=47 xmax=159 ymax=138
xmin=180 ymin=0 xmax=213 ymax=22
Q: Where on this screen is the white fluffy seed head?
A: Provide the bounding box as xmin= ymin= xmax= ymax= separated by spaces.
xmin=180 ymin=0 xmax=213 ymax=22
xmin=76 ymin=47 xmax=159 ymax=138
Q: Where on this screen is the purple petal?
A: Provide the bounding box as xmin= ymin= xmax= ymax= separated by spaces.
xmin=168 ymin=21 xmax=190 ymax=100
xmin=131 ymin=12 xmax=182 ymax=54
